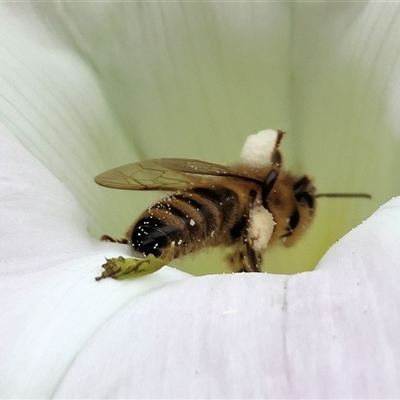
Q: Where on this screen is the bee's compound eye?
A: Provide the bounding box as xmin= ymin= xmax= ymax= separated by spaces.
xmin=288 ymin=208 xmax=300 ymax=230
xmin=295 ymin=192 xmax=315 ymax=209
xmin=293 ymin=176 xmax=315 ymax=210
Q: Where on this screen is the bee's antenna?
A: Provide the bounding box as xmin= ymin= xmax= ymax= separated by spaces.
xmin=316 ymin=193 xmax=371 ymax=199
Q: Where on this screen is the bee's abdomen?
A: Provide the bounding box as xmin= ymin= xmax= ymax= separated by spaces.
xmin=130 ymin=186 xmax=240 ymax=257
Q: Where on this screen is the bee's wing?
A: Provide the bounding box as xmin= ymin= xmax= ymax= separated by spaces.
xmin=157 ymin=158 xmax=246 ymax=177
xmin=94 ymin=158 xmax=255 ymax=191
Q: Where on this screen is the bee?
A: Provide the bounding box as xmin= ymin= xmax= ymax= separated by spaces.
xmin=95 ymin=130 xmax=370 ymax=277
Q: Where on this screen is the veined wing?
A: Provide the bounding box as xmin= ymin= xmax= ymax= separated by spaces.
xmin=94 ymin=158 xmax=260 ymax=191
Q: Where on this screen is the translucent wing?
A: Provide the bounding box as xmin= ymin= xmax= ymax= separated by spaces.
xmin=94 ymin=158 xmax=258 ymax=191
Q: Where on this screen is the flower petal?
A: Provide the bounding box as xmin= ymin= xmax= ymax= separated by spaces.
xmin=2 ymin=3 xmax=400 ymax=398
xmin=0 ymin=102 xmax=189 ymax=399
xmin=0 ymin=4 xmax=145 ymax=238
xmin=53 ymin=197 xmax=400 ymax=398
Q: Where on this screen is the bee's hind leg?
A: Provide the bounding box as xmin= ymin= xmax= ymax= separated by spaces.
xmin=226 ymin=188 xmax=263 ymax=273
xmin=100 ymin=234 xmax=129 ymax=244
xmin=245 ymin=244 xmax=262 ymax=272
xmin=226 ymin=243 xmax=262 ymax=273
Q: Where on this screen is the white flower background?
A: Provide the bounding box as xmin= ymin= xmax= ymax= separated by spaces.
xmin=1 ymin=2 xmax=400 ymax=398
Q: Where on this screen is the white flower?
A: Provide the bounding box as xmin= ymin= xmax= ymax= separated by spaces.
xmin=1 ymin=3 xmax=400 ymax=398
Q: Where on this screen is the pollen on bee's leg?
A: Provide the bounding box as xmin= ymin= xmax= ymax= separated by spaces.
xmin=247 ymin=206 xmax=275 ymax=252
xmin=240 ymin=129 xmax=278 ymax=167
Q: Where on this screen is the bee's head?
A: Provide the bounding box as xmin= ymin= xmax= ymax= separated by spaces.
xmin=277 ymin=175 xmax=372 ymax=247
xmin=293 ymin=175 xmax=316 ymax=215
xmin=267 ymin=174 xmax=316 ymax=247
xmin=283 ymin=175 xmax=316 ymax=246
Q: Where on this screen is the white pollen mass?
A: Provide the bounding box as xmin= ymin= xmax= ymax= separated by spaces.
xmin=241 ymin=129 xmax=278 ymax=167
xmin=189 ymin=219 xmax=195 ymax=226
xmin=247 ymin=205 xmax=275 ymax=252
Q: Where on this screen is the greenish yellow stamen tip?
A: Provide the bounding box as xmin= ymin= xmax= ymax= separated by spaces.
xmin=95 ymin=242 xmax=176 ymax=281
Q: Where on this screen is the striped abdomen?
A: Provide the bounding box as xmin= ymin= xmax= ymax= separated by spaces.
xmin=129 ymin=185 xmax=244 ymax=258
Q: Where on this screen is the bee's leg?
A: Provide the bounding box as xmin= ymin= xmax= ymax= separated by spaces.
xmin=225 ymin=247 xmax=246 ymax=273
xmin=270 ymin=129 xmax=284 ymax=167
xmin=244 ymin=244 xmax=262 ymax=272
xmin=261 ymin=168 xmax=279 ymax=209
xmin=226 ymin=189 xmax=262 ymax=273
xmin=100 ymin=234 xmax=129 ymax=244
xmin=259 ymin=131 xmax=286 ymax=210
xmin=227 ymin=132 xmax=285 ymax=273
xmin=225 ymin=244 xmax=262 ymax=273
